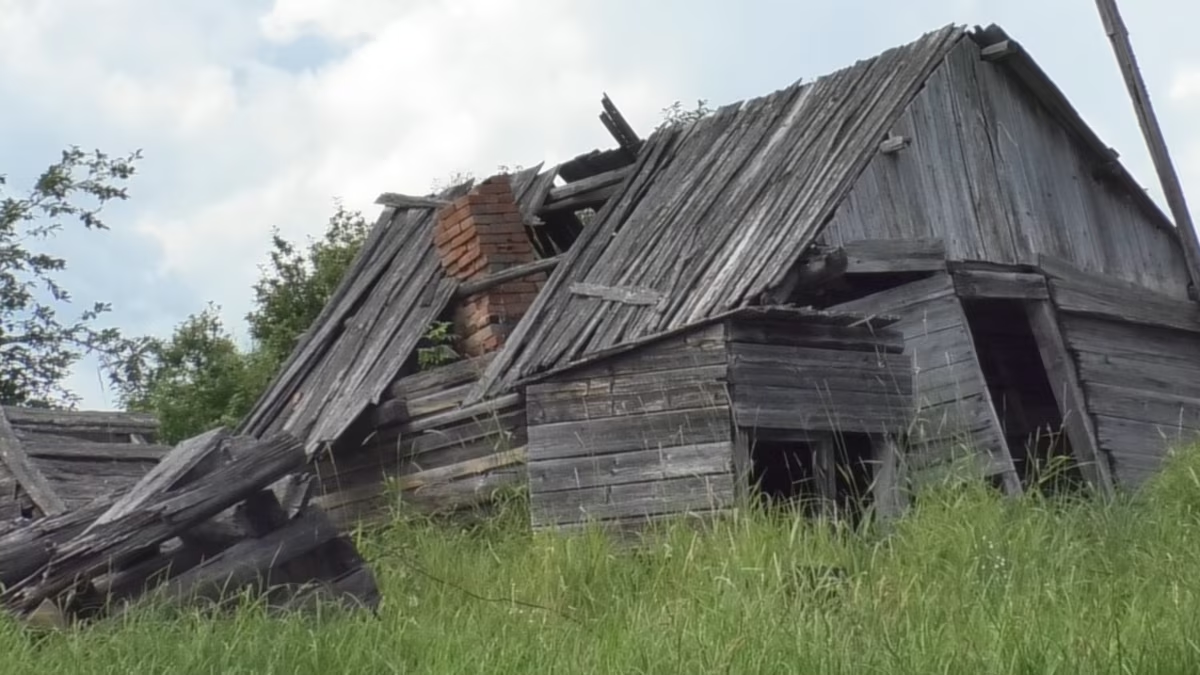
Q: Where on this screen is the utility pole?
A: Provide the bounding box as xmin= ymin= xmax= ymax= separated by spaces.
xmin=1094 ymin=0 xmax=1200 ymax=299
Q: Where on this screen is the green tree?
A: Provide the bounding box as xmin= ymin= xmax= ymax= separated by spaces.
xmin=248 ymin=201 xmax=370 ymax=371
xmin=655 ymin=99 xmax=714 ymax=132
xmin=114 ymin=201 xmax=371 ymax=441
xmin=0 ymin=147 xmax=142 ymax=408
xmin=120 ymin=305 xmax=264 ymax=442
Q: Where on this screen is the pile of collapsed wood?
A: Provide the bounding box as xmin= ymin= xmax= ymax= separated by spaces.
xmin=0 ymin=427 xmax=379 ymax=628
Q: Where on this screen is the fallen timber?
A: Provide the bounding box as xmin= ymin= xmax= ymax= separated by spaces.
xmin=0 ymin=427 xmax=380 ymax=627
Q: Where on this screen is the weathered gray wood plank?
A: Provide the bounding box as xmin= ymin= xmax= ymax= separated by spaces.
xmin=89 ymin=427 xmax=230 ymax=531
xmin=528 ymin=442 xmax=732 ymax=494
xmin=0 ymin=408 xmax=66 ymax=516
xmin=1025 ymin=301 xmax=1114 ymax=495
xmin=530 ymin=473 xmax=735 ymax=528
xmin=528 ymin=408 xmax=731 ymax=461
xmin=526 ymin=365 xmax=728 ymax=425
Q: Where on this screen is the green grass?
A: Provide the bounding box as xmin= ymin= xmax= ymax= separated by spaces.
xmin=5 ymin=448 xmax=1200 ymax=674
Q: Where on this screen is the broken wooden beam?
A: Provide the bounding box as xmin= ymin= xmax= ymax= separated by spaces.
xmin=87 ymin=427 xmax=229 ymax=531
xmin=599 ymin=93 xmax=643 ymax=158
xmin=0 ymin=499 xmax=112 ymax=589
xmin=454 ymin=255 xmax=561 ymax=299
xmin=2 ymin=432 xmax=306 ymax=616
xmin=545 ymin=166 xmax=633 ymax=204
xmin=374 ymin=193 xmax=451 ymax=210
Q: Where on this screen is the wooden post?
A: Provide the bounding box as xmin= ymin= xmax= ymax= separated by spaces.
xmin=1094 ymin=0 xmax=1200 ymax=298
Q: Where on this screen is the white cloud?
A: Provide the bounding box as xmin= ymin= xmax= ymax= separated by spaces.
xmin=0 ymin=0 xmax=664 ymax=335
xmin=1171 ymin=66 xmax=1200 ymax=105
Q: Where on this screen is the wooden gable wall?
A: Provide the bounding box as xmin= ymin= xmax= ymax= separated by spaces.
xmin=820 ymin=37 xmax=1190 ymax=300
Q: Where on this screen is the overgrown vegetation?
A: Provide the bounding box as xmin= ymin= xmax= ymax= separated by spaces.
xmin=110 ymin=202 xmax=371 ymax=442
xmin=3 ymin=446 xmax=1200 ymax=672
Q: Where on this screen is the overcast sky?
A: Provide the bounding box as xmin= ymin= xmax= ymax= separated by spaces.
xmin=1 ymin=0 xmax=1197 ymax=410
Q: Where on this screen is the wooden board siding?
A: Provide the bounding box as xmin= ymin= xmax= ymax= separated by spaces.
xmin=831 ymin=274 xmax=1018 ymax=485
xmin=313 ymin=359 xmax=525 ymax=528
xmin=525 ymin=331 xmax=735 ymax=531
xmin=1057 ymin=314 xmax=1200 ymax=488
xmin=728 ymin=341 xmax=912 ymax=434
xmin=822 ymin=38 xmax=1191 ymax=300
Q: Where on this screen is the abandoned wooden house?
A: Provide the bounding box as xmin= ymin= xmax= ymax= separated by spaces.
xmin=233 ymin=22 xmax=1200 ymax=533
xmin=1 ymin=406 xmax=165 ymax=527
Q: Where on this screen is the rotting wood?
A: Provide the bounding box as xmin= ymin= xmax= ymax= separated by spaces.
xmin=87 ymin=427 xmax=230 ymax=532
xmin=0 ymin=407 xmax=67 ymax=517
xmin=1025 ymin=301 xmax=1114 ymax=497
xmin=0 ymin=499 xmax=113 ymax=589
xmin=373 ymin=193 xmax=450 ymax=210
xmin=2 ymin=432 xmax=307 ymax=617
xmin=3 ymin=407 xmax=158 ymax=441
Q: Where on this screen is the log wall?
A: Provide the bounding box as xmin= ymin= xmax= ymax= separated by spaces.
xmin=314 ymin=355 xmax=526 ymax=528
xmin=525 ymin=323 xmax=735 ymax=532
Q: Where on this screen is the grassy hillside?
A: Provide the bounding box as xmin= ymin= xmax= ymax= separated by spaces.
xmin=4 ymin=448 xmax=1200 ymax=674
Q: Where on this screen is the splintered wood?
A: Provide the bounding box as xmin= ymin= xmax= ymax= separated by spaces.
xmin=0 ymin=427 xmax=379 ymax=627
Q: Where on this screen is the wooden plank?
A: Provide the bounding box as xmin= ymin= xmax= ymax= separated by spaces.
xmin=831 ymin=273 xmax=956 ymax=315
xmin=530 ymin=473 xmax=735 ymax=528
xmin=454 ymin=256 xmax=560 ymax=299
xmin=20 ymin=437 xmax=171 ymax=462
xmin=728 ymin=343 xmax=912 ymax=392
xmin=0 ymin=408 xmax=66 ymax=516
xmin=526 ymin=365 xmax=728 ymax=425
xmin=569 ymin=282 xmax=663 ymax=306
xmin=841 ymin=238 xmax=947 ymax=274
xmin=2 ymin=407 xmax=158 ymax=439
xmin=393 ymin=447 xmax=527 ymax=491
xmin=1093 ymin=414 xmax=1200 ymax=462
xmin=545 ymin=166 xmax=633 ymax=203
xmin=528 ymin=408 xmax=731 ymax=461
xmin=1025 ymin=301 xmax=1114 ymax=496
xmin=732 ymin=385 xmax=912 ymax=434
xmin=88 ymin=427 xmax=229 ymax=531
xmin=953 ymin=269 xmax=1048 ymax=300
xmin=1043 ymin=256 xmax=1200 ymax=332
xmin=388 ymin=354 xmax=494 ymax=401
xmin=373 ymin=193 xmax=449 ymax=210
xmin=528 ymin=442 xmax=731 ymax=493
xmin=1084 ymin=383 xmax=1200 ymax=431
xmin=726 ymin=319 xmax=905 ymax=354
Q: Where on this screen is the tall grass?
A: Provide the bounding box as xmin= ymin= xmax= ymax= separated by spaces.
xmin=4 ymin=447 xmax=1200 ymax=674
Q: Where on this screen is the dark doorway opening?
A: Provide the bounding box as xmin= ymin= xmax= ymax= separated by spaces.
xmin=749 ymin=436 xmax=820 ymax=516
xmin=831 ymin=432 xmax=876 ymax=524
xmin=748 ymin=431 xmax=877 ymax=522
xmin=961 ymin=299 xmax=1084 ymax=493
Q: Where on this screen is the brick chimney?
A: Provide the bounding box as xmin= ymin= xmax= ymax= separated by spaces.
xmin=433 ymin=175 xmax=544 ymax=358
